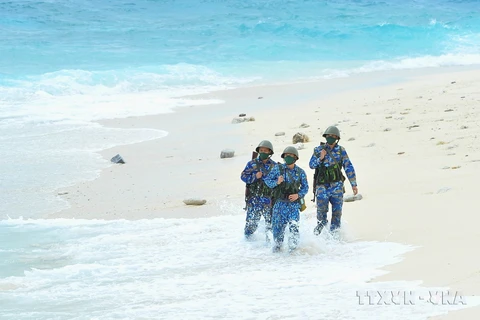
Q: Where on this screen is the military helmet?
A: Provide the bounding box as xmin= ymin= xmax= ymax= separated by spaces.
xmin=281 ymin=146 xmax=299 ymax=159
xmin=322 ymin=126 xmax=341 ymax=139
xmin=256 ymin=140 xmax=274 ymax=154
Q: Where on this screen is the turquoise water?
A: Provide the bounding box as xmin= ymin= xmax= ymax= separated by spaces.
xmin=2 ymin=1 xmax=480 ymax=318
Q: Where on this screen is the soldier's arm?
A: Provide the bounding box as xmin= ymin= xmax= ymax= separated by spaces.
xmin=309 ymin=146 xmax=322 ymax=169
xmin=264 ymin=165 xmax=280 ymax=189
xmin=240 ymin=161 xmax=257 ymax=184
xmin=341 ymin=148 xmax=357 ymax=187
xmin=298 ymin=169 xmax=309 ymax=198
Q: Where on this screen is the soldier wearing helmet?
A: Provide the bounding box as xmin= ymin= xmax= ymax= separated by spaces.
xmin=264 ymin=146 xmax=309 ymax=252
xmin=240 ymin=140 xmax=276 ymax=241
xmin=309 ymin=125 xmax=358 ymax=235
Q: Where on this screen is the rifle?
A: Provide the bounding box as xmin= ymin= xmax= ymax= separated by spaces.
xmin=311 ymin=142 xmax=325 ymax=203
xmin=243 ymin=151 xmax=259 ymax=210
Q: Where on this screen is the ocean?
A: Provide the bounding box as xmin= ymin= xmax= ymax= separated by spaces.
xmin=1 ymin=0 xmax=480 ymax=318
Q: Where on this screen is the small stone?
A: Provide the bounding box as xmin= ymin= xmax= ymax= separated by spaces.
xmin=400 ymin=112 xmax=409 ymax=115
xmin=239 ymin=113 xmax=246 ymax=117
xmin=436 ymin=141 xmax=448 ymax=145
xmin=398 ymin=152 xmax=405 ymax=155
xmin=442 ymin=166 xmax=451 ymax=170
xmin=58 ymin=191 xmax=69 ymax=196
xmin=275 ymin=132 xmax=285 ymax=136
xmin=451 ymin=81 xmax=456 ymax=84
xmin=292 ymin=132 xmax=309 ymax=144
xmin=461 ymin=125 xmax=468 ymax=129
xmin=294 ymin=143 xmax=305 ymax=150
xmin=444 ymin=109 xmax=454 ymax=112
xmin=299 ymin=123 xmax=310 ymax=128
xmin=437 ymin=187 xmax=451 ymax=194
xmin=461 ymin=96 xmax=465 ymax=99
xmin=232 ymin=116 xmax=255 ymax=124
xmin=417 ymin=96 xmax=423 ymax=99
xmin=385 ymin=116 xmax=393 ymax=119
xmin=183 ymin=198 xmax=207 ymax=206
xmin=220 ymin=149 xmax=235 ymax=159
xmin=111 ymin=154 xmax=125 ymax=164
xmin=384 ymin=128 xmax=392 ymax=132
xmin=365 ymin=143 xmax=375 ymax=148
xmin=344 ymin=194 xmax=363 ymax=202
xmin=408 ymin=125 xmax=420 ymax=129
xmin=258 ymin=97 xmax=263 ymax=99
xmin=451 ymin=166 xmax=461 ymax=169
xmin=348 ymin=137 xmax=355 ymax=141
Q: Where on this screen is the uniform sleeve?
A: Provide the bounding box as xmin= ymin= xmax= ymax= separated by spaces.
xmin=309 ymin=146 xmax=322 ymax=169
xmin=240 ymin=160 xmax=257 ymax=184
xmin=264 ymin=164 xmax=280 ymax=189
xmin=341 ymin=147 xmax=357 ymax=187
xmin=298 ymin=168 xmax=309 ymax=199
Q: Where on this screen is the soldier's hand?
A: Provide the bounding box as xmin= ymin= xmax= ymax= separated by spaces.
xmin=320 ymin=149 xmax=326 ymax=160
xmin=352 ymin=186 xmax=358 ymax=195
xmin=288 ymin=193 xmax=299 ymax=202
xmin=277 ymin=175 xmax=284 ymax=185
xmin=256 ymin=171 xmax=263 ymax=179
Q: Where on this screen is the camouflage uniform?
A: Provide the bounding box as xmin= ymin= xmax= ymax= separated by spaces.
xmin=241 ymin=157 xmax=276 ymax=238
xmin=264 ymin=163 xmax=309 ymax=250
xmin=309 ymin=144 xmax=357 ymax=232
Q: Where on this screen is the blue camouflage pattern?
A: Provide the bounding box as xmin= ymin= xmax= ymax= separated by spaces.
xmin=309 ymin=144 xmax=357 ymax=231
xmin=240 ymin=157 xmax=277 ymax=237
xmin=264 ymin=163 xmax=309 ymax=249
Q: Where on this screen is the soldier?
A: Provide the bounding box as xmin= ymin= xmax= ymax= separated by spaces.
xmin=240 ymin=140 xmax=276 ymax=241
xmin=309 ymin=126 xmax=358 ymax=235
xmin=264 ymin=146 xmax=309 ymax=252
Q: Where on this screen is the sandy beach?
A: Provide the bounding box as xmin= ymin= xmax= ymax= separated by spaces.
xmin=48 ymin=66 xmax=480 ymax=319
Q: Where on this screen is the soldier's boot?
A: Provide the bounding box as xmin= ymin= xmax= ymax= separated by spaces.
xmin=313 ymin=220 xmax=328 ymax=236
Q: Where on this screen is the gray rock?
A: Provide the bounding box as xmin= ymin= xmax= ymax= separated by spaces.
xmin=183 ymin=198 xmax=207 ymax=206
xmin=299 ymin=123 xmax=310 ymax=128
xmin=220 ymin=149 xmax=235 ymax=158
xmin=232 ymin=116 xmax=255 ymax=124
xmin=294 ymin=143 xmax=305 ymax=150
xmin=239 ymin=113 xmax=246 ymax=117
xmin=384 ymin=128 xmax=392 ymax=132
xmin=58 ymin=191 xmax=69 ymax=196
xmin=275 ymin=132 xmax=285 ymax=136
xmin=344 ymin=194 xmax=363 ymax=202
xmin=292 ymin=132 xmax=309 ymax=144
xmin=437 ymin=187 xmax=451 ymax=194
xmin=111 ymin=154 xmax=125 ymax=164
xmin=348 ymin=137 xmax=355 ymax=141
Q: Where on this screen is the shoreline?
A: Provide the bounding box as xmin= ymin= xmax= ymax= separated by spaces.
xmin=46 ymin=65 xmax=480 ymax=319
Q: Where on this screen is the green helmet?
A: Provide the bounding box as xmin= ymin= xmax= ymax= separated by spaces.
xmin=256 ymin=140 xmax=274 ymax=154
xmin=281 ymin=146 xmax=299 ymax=159
xmin=322 ymin=126 xmax=341 ymax=139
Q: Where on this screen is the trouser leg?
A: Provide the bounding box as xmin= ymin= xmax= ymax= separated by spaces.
xmin=314 ymin=185 xmax=329 ymax=235
xmin=244 ymin=203 xmax=261 ymax=238
xmin=330 ymin=184 xmax=344 ymax=232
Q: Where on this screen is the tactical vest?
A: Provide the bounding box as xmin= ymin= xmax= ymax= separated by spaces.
xmin=245 ymin=160 xmax=274 ymax=199
xmin=272 ymin=165 xmax=301 ymax=201
xmin=314 ymin=147 xmax=345 ymax=185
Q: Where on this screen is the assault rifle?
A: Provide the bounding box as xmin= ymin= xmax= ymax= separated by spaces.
xmin=243 ymin=151 xmax=259 ymax=210
xmin=311 ymin=142 xmax=325 ymax=203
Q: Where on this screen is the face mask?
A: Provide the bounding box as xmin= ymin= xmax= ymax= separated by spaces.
xmin=259 ymin=152 xmax=270 ymax=160
xmin=284 ymin=156 xmax=296 ymax=165
xmin=326 ymin=136 xmax=337 ymax=145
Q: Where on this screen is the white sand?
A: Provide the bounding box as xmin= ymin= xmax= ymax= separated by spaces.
xmin=47 ymin=66 xmax=480 ymax=319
